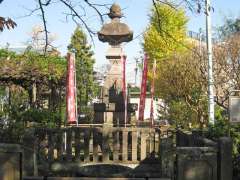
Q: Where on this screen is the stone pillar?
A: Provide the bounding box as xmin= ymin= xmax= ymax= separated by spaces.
xmin=104 ymin=112 xmax=113 ymax=126
xmin=22 ymin=129 xmax=38 ymax=176
xmin=218 ymin=137 xmax=232 ymax=180
xmin=103 ymin=45 xmax=124 ymax=99
xmin=0 ymin=144 xmax=22 ymax=180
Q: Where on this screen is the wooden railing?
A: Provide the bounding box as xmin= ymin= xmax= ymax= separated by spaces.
xmin=23 ymin=128 xmax=232 ymax=179
xmin=35 ymin=127 xmax=161 ymax=165
xmin=22 ymin=126 xmax=175 ymax=177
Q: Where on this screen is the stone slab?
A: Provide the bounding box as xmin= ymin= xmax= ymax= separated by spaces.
xmin=149 ymin=179 xmax=171 ymax=180
xmin=47 ymin=178 xmax=145 ymax=180
xmin=24 ymin=178 xmax=170 ymax=180
xmin=23 ymin=177 xmax=44 ymax=180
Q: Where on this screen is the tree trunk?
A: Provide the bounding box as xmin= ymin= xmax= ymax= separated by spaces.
xmin=6 ymin=86 xmax=11 ymax=106
xmin=49 ymin=80 xmax=57 ymax=111
xmin=28 ymin=87 xmax=33 ymax=108
xmin=58 ymin=85 xmax=62 ymax=127
xmin=85 ymin=85 xmax=88 ymax=106
xmin=32 ymin=81 xmax=37 ymax=107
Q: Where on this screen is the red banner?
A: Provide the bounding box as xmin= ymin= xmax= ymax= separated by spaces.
xmin=122 ymin=55 xmax=127 ymax=127
xmin=138 ymin=53 xmax=148 ymax=122
xmin=150 ymin=59 xmax=156 ymax=127
xmin=66 ymin=53 xmax=77 ymax=124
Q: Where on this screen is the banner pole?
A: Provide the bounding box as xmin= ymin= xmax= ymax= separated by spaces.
xmin=122 ymin=55 xmax=127 ymax=128
xmin=150 ymin=59 xmax=156 ymax=127
xmin=138 ymin=53 xmax=148 ymax=124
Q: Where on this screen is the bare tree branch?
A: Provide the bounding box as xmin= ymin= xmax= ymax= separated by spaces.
xmin=38 ymin=0 xmax=49 ymax=54
xmin=155 ymin=0 xmax=177 ymax=10
xmin=84 ymin=0 xmax=104 ymax=24
xmin=17 ymin=6 xmax=41 ymax=19
xmin=42 ymin=0 xmax=52 ymax=6
xmin=59 ymin=0 xmax=96 ymax=44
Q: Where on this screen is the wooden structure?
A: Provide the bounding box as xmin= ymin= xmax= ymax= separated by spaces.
xmin=24 ymin=126 xmax=174 ymax=178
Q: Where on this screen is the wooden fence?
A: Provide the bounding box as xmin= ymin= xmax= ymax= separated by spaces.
xmin=36 ymin=127 xmax=160 ymax=164
xmin=22 ymin=126 xmax=174 ymax=177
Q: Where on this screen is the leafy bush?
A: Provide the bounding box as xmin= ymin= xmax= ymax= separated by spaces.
xmin=21 ymin=108 xmax=62 ymax=127
xmin=0 ymin=106 xmax=63 ymax=143
xmin=208 ymin=106 xmax=229 ymax=138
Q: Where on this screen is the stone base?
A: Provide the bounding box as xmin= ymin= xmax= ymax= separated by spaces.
xmin=94 ymin=103 xmax=138 ymax=112
xmin=0 ymin=144 xmax=22 ymax=180
xmin=93 ymin=102 xmax=138 ymax=127
xmin=93 ymin=111 xmax=132 ymax=126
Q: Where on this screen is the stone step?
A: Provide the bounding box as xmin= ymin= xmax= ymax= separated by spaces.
xmin=23 ymin=177 xmax=170 ymax=180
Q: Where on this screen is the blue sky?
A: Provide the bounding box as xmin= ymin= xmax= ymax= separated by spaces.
xmin=0 ymin=0 xmax=239 ymax=82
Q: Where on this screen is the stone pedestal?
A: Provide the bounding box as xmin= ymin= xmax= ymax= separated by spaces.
xmin=102 ymin=46 xmax=124 ymax=104
xmin=94 ymin=102 xmax=137 ymax=127
xmin=93 ymin=45 xmax=138 ymax=126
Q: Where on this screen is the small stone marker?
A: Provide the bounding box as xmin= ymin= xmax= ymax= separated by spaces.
xmin=229 ymin=95 xmax=240 ymax=123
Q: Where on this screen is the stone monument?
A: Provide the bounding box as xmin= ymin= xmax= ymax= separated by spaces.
xmin=94 ymin=3 xmax=137 ymax=126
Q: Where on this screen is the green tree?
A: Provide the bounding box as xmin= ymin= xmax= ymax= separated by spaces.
xmin=156 ymin=52 xmax=208 ymax=128
xmin=143 ymin=3 xmax=188 ymax=62
xmin=217 ymin=17 xmax=240 ymax=39
xmin=0 ymin=48 xmax=66 ymax=128
xmin=68 ymin=26 xmax=96 ymax=113
xmin=143 ymin=3 xmax=196 ymax=127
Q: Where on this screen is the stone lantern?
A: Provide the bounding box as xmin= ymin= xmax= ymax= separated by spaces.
xmin=93 ymin=3 xmax=137 ymax=127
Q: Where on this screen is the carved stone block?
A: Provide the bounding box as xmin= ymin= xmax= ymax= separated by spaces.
xmin=177 ymin=147 xmax=218 ymax=180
